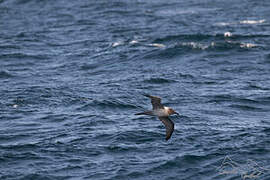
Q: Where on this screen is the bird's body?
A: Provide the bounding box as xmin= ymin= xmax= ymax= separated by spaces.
xmin=135 ymin=94 xmax=179 ymax=140
xmin=152 ymin=107 xmax=170 ymax=117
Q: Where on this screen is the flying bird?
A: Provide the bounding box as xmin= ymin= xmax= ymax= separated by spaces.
xmin=135 ymin=94 xmax=179 ymax=140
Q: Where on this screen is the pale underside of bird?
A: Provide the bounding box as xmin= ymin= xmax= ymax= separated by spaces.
xmin=135 ymin=94 xmax=179 ymax=141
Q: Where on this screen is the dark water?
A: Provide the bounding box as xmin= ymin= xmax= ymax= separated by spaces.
xmin=1 ymin=0 xmax=270 ymax=179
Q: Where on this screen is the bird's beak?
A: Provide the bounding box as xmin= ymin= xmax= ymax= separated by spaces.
xmin=175 ymin=112 xmax=180 ymax=116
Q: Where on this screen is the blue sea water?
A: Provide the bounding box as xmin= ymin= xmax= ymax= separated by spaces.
xmin=1 ymin=0 xmax=270 ymax=179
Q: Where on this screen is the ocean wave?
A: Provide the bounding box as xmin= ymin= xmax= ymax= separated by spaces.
xmin=111 ymin=41 xmax=124 ymax=47
xmin=215 ymin=19 xmax=266 ymax=26
xmin=90 ymin=99 xmax=138 ymax=109
xmin=253 ymin=96 xmax=270 ymax=106
xmin=0 ymin=142 xmax=39 ymax=151
xmin=0 ymin=44 xmax=21 ymax=50
xmin=229 ymin=104 xmax=264 ymax=112
xmin=106 ymin=143 xmax=139 ymax=153
xmin=262 ymin=127 xmax=270 ymax=133
xmin=154 ymin=34 xmax=214 ymax=42
xmin=80 ymin=63 xmax=100 ymax=70
xmin=206 ymin=94 xmax=262 ymax=104
xmin=157 ymin=7 xmax=219 ymax=16
xmin=0 ymin=70 xmax=13 ymax=79
xmin=246 ymin=83 xmax=270 ymax=91
xmin=240 ymin=19 xmax=266 ymax=24
xmin=109 ymin=33 xmax=263 ymax=57
xmin=108 ymin=129 xmax=161 ymax=143
xmin=19 ymin=173 xmax=71 ymax=180
xmin=0 ymin=52 xmax=49 ymax=60
xmin=147 ymin=154 xmax=208 ymax=173
xmin=147 ymin=43 xmax=166 ymax=48
xmin=181 ymin=42 xmax=210 ymax=50
xmin=143 ymin=77 xmax=176 ymax=84
xmin=151 ymin=41 xmax=259 ymax=57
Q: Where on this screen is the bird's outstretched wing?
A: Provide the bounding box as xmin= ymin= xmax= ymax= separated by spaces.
xmin=144 ymin=94 xmax=164 ymax=109
xmin=158 ymin=116 xmax=174 ymax=140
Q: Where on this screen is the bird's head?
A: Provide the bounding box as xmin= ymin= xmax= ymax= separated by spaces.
xmin=168 ymin=108 xmax=180 ymax=116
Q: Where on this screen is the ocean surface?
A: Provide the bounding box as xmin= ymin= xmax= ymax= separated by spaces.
xmin=1 ymin=0 xmax=270 ymax=179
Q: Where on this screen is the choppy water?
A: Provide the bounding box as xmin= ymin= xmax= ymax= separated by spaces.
xmin=1 ymin=0 xmax=270 ymax=180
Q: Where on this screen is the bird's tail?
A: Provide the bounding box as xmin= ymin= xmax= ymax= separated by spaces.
xmin=135 ymin=111 xmax=154 ymax=116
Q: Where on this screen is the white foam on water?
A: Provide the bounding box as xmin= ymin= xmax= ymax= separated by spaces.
xmin=129 ymin=40 xmax=138 ymax=45
xmin=240 ymin=19 xmax=266 ymax=24
xmin=216 ymin=19 xmax=266 ymax=26
xmin=112 ymin=41 xmax=124 ymax=47
xmin=158 ymin=7 xmax=219 ymax=16
xmin=240 ymin=43 xmax=257 ymax=48
xmin=224 ymin=32 xmax=232 ymax=37
xmin=182 ymin=42 xmax=208 ymax=50
xmin=215 ymin=22 xmax=233 ymax=26
xmin=226 ymin=40 xmax=258 ymax=48
xmin=148 ymin=43 xmax=166 ymax=48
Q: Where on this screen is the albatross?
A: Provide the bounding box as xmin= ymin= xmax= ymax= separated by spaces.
xmin=135 ymin=94 xmax=179 ymax=140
